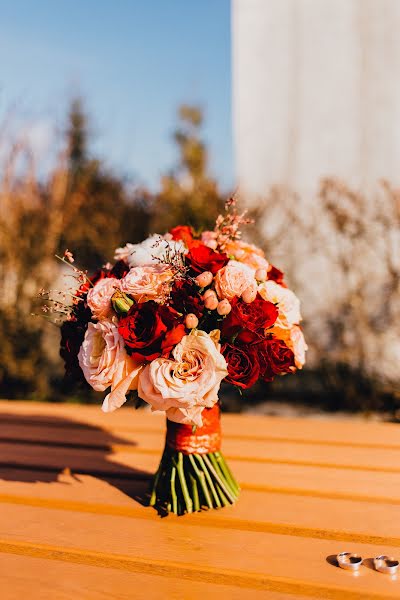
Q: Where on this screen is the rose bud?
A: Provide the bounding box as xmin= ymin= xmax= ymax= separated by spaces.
xmin=255 ymin=268 xmax=267 ymax=282
xmin=242 ymin=284 xmax=257 ymax=304
xmin=217 ymin=299 xmax=231 ymax=316
xmin=185 ymin=313 xmax=199 ymax=329
xmin=111 ymin=290 xmax=134 ymax=315
xmin=204 ymin=294 xmax=219 ymax=310
xmin=203 ymin=288 xmax=216 ymax=301
xmin=195 ymin=271 xmax=213 ymax=288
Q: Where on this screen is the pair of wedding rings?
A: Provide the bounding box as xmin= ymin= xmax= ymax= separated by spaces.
xmin=337 ymin=552 xmax=399 ymax=575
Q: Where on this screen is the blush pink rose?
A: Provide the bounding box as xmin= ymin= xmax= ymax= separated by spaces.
xmin=214 ymin=260 xmax=255 ymax=301
xmin=201 ymin=230 xmax=218 ymax=250
xmin=120 ymin=264 xmax=174 ymax=303
xmin=137 ymin=330 xmax=228 ymax=427
xmin=78 ymin=321 xmax=143 ymax=411
xmin=87 ymin=278 xmax=121 ymax=320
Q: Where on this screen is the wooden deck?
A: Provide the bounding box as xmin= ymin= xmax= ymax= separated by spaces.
xmin=1 ymin=400 xmax=400 ymax=599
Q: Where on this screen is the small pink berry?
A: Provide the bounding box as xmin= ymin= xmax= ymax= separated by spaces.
xmin=203 ymin=288 xmax=216 ymax=301
xmin=185 ymin=313 xmax=199 ymax=329
xmin=255 ymin=268 xmax=267 ymax=282
xmin=217 ymin=299 xmax=232 ymax=315
xmin=242 ymin=284 xmax=257 ymax=304
xmin=234 ymin=249 xmax=245 ymax=259
xmin=204 ymin=294 xmax=219 ymax=310
xmin=195 ymin=271 xmax=213 ymax=288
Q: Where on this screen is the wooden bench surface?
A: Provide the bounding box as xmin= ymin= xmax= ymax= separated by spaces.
xmin=1 ymin=400 xmax=399 ymax=599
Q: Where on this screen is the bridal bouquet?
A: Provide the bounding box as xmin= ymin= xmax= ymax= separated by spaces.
xmin=56 ymin=199 xmax=306 ymax=515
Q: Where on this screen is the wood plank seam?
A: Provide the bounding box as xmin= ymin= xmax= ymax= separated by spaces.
xmin=2 ymin=416 xmax=399 ymax=451
xmin=3 ymin=463 xmax=400 ymax=505
xmin=0 ymin=538 xmax=396 ymax=600
xmin=4 ymin=438 xmax=400 ymax=474
xmin=1 ymin=494 xmax=400 ymax=548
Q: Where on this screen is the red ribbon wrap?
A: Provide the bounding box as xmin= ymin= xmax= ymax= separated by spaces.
xmin=166 ymin=403 xmax=221 ymax=454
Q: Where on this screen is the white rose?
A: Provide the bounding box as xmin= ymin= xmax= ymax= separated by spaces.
xmin=114 ymin=243 xmax=135 ymax=262
xmin=126 ymin=234 xmax=186 ymax=268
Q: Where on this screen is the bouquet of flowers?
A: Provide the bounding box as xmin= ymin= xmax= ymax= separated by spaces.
xmin=54 ymin=199 xmax=306 ymax=515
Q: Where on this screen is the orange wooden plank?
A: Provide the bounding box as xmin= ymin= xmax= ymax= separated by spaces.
xmin=1 ymin=400 xmax=399 ymax=448
xmin=1 ymin=475 xmax=400 ymax=548
xmin=3 ymin=421 xmax=400 ymax=473
xmin=1 ymin=502 xmax=400 ymax=599
xmin=2 ymin=400 xmax=399 ymax=599
xmin=3 ymin=439 xmax=400 ymax=504
xmin=1 ymin=553 xmax=282 ymax=600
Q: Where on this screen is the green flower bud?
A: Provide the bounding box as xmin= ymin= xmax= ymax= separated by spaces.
xmin=111 ymin=290 xmax=134 ymax=315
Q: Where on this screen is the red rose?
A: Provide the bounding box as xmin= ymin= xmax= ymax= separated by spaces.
xmin=186 ymin=243 xmax=229 ymax=275
xmin=118 ymin=301 xmax=185 ymax=361
xmin=267 ymin=264 xmax=285 ymax=286
xmin=169 ymin=225 xmax=196 ymax=248
xmin=221 ymin=342 xmax=260 ymax=389
xmin=60 ymin=318 xmax=88 ymax=380
xmin=221 ymin=295 xmax=278 ymax=339
xmin=110 ymin=259 xmax=130 ymax=279
xmin=169 ymin=278 xmax=204 ymax=318
xmin=258 ymin=338 xmax=295 ymax=381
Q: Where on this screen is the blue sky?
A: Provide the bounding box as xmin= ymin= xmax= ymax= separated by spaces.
xmin=0 ymin=0 xmax=232 ymax=189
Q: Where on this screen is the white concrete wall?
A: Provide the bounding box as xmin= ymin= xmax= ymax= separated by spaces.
xmin=232 ymin=0 xmax=400 ymax=197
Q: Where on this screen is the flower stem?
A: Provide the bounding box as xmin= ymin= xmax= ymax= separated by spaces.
xmin=202 ymin=453 xmax=236 ymax=504
xmin=170 ymin=465 xmax=178 ymax=514
xmin=190 ymin=474 xmax=200 ymax=512
xmin=188 ymin=454 xmax=213 ymax=508
xmin=195 ymin=454 xmax=221 ymax=508
xmin=149 ymin=449 xmax=240 ymax=515
xmin=177 ymin=452 xmax=193 ymax=514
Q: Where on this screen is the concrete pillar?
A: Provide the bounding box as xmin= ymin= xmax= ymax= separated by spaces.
xmin=232 ymin=0 xmax=400 ymax=197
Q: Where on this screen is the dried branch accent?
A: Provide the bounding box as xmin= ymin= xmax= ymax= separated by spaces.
xmin=213 ymin=197 xmax=254 ymax=252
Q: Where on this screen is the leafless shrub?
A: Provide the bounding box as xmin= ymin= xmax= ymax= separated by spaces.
xmin=243 ymin=178 xmax=400 ymax=411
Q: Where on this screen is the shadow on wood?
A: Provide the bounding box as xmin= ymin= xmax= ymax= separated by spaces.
xmin=0 ymin=411 xmax=152 ymax=506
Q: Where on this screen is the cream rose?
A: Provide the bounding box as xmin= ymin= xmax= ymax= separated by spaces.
xmin=78 ymin=321 xmax=143 ymax=411
xmin=289 ymin=326 xmax=307 ymax=369
xmin=214 ymin=260 xmax=255 ymax=300
xmin=270 ymin=324 xmax=307 ymax=369
xmin=224 ymin=240 xmax=269 ymax=271
xmin=138 ymin=330 xmax=228 ymax=427
xmin=87 ymin=278 xmax=121 ymax=320
xmin=258 ymin=280 xmax=301 ymax=328
xmin=120 ymin=264 xmax=174 ymax=303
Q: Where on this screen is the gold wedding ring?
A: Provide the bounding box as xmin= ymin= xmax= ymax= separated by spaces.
xmin=373 ymin=555 xmax=399 ymax=575
xmin=337 ymin=552 xmax=362 ymax=571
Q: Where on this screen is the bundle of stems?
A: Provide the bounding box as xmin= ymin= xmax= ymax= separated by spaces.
xmin=149 ymin=446 xmax=240 ymax=515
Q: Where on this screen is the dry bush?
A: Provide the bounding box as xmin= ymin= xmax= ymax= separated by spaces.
xmin=243 ymin=179 xmax=400 ymax=412
xmin=0 ymin=102 xmax=151 ymax=398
